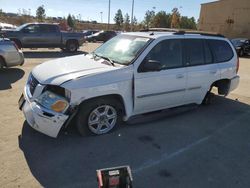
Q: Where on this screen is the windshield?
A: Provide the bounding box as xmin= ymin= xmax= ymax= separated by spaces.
xmin=93 ymin=34 xmax=151 ymax=65
xmin=15 ymin=23 xmax=29 ymax=31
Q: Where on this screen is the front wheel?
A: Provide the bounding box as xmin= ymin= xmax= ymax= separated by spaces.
xmin=76 ymin=99 xmax=122 ymax=136
xmin=239 ymin=49 xmax=244 ymax=57
xmin=0 ymin=57 xmax=5 ymax=69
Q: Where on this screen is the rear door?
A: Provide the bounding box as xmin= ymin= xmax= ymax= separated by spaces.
xmin=184 ymin=38 xmax=220 ymax=104
xmin=134 ymin=38 xmax=187 ymax=114
xmin=39 ymin=25 xmax=61 ymax=47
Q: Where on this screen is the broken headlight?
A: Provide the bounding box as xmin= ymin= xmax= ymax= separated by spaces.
xmin=36 ymin=91 xmax=69 ymax=113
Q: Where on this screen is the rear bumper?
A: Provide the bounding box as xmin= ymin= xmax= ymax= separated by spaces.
xmin=22 ymin=86 xmax=69 ymax=138
xmin=229 ymin=76 xmax=240 ymax=93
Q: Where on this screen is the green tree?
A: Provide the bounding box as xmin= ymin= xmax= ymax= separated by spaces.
xmin=144 ymin=10 xmax=155 ymax=28
xmin=180 ymin=16 xmax=197 ymax=30
xmin=67 ymin=14 xmax=75 ymax=29
xmin=124 ymin=13 xmax=130 ymax=31
xmin=152 ymin=11 xmax=171 ymax=28
xmin=0 ymin=9 xmax=4 ymax=19
xmin=114 ymin=9 xmax=124 ymax=30
xmin=36 ymin=5 xmax=46 ymax=22
xmin=171 ymin=8 xmax=181 ymax=28
xmin=133 ymin=16 xmax=138 ymax=25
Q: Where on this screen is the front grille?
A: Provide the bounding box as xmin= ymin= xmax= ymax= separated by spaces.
xmin=28 ymin=74 xmax=39 ymax=95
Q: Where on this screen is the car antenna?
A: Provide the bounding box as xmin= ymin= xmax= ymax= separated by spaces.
xmin=149 ymin=32 xmax=154 ymax=36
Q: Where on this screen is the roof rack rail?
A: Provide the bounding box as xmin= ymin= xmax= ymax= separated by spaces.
xmin=140 ymin=28 xmax=225 ymax=38
xmin=174 ymin=30 xmax=225 ymax=38
xmin=140 ymin=28 xmax=179 ymax=32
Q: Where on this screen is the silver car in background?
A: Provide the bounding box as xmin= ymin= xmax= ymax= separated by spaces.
xmin=0 ymin=38 xmax=24 ymax=68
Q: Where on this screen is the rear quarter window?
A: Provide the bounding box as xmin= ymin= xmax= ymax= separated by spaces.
xmin=208 ymin=40 xmax=234 ymax=63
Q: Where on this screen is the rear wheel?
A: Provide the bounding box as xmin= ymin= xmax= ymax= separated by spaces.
xmin=0 ymin=57 xmax=5 ymax=69
xmin=66 ymin=41 xmax=78 ymax=52
xmin=76 ymin=98 xmax=122 ymax=136
xmin=202 ymin=91 xmax=214 ymax=105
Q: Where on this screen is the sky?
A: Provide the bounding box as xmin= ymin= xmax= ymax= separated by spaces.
xmin=0 ymin=0 xmax=216 ymax=23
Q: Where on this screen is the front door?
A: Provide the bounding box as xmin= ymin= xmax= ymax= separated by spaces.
xmin=39 ymin=24 xmax=61 ymax=47
xmin=21 ymin=24 xmax=43 ymax=47
xmin=134 ymin=39 xmax=187 ymax=114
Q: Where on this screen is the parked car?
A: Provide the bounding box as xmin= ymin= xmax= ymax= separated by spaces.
xmin=19 ymin=30 xmax=240 ymax=138
xmin=0 ymin=38 xmax=24 ymax=68
xmin=82 ymin=30 xmax=99 ymax=37
xmin=1 ymin=23 xmax=85 ymax=52
xmin=86 ymin=30 xmax=117 ymax=42
xmin=231 ymin=38 xmax=250 ymax=57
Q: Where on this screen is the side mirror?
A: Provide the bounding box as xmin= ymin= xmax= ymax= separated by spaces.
xmin=143 ymin=59 xmax=162 ymax=72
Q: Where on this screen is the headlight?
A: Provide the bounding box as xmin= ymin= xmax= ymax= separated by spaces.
xmin=36 ymin=91 xmax=69 ymax=113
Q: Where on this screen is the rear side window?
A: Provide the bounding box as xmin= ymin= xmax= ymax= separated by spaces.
xmin=204 ymin=41 xmax=213 ymax=64
xmin=40 ymin=25 xmax=58 ymax=33
xmin=185 ymin=39 xmax=204 ymax=66
xmin=208 ymin=40 xmax=234 ymax=63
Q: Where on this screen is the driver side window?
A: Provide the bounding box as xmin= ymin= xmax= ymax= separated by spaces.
xmin=23 ymin=25 xmax=40 ymax=33
xmin=141 ymin=39 xmax=183 ymax=72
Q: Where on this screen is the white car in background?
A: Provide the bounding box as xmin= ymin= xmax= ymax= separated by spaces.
xmin=0 ymin=38 xmax=24 ymax=68
xmin=19 ymin=29 xmax=240 ymax=138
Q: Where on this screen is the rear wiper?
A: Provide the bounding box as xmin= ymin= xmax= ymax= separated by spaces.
xmin=92 ymin=52 xmax=115 ymax=66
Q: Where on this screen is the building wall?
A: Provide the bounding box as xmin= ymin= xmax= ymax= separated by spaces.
xmin=199 ymin=0 xmax=250 ymax=38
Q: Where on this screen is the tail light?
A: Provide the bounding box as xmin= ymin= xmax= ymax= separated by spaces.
xmin=236 ymin=56 xmax=239 ymax=74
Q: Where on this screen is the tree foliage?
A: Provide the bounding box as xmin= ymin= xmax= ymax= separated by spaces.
xmin=114 ymin=9 xmax=124 ymax=30
xmin=180 ymin=16 xmax=197 ymax=29
xmin=171 ymin=8 xmax=181 ymax=28
xmin=133 ymin=16 xmax=138 ymax=25
xmin=152 ymin=11 xmax=171 ymax=28
xmin=124 ymin=13 xmax=130 ymax=31
xmin=36 ymin=5 xmax=46 ymax=22
xmin=67 ymin=14 xmax=75 ymax=29
xmin=144 ymin=10 xmax=155 ymax=29
xmin=142 ymin=8 xmax=197 ymax=30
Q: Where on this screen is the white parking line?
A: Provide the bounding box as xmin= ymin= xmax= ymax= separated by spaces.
xmin=134 ymin=110 xmax=250 ymax=174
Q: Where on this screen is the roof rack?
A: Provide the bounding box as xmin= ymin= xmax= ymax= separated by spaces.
xmin=140 ymin=28 xmax=225 ymax=38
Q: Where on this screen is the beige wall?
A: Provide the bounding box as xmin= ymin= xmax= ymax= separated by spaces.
xmin=198 ymin=0 xmax=250 ymax=38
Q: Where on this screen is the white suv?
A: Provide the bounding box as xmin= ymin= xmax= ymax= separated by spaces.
xmin=19 ymin=30 xmax=240 ymax=138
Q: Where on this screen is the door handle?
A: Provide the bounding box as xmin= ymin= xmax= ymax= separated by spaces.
xmin=176 ymin=74 xmax=184 ymax=79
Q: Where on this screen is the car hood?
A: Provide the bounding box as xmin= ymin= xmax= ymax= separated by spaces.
xmin=32 ymin=54 xmax=118 ymax=85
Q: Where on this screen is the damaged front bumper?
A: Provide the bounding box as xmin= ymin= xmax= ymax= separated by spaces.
xmin=21 ymin=86 xmax=69 ymax=138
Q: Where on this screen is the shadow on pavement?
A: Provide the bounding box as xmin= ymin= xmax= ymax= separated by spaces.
xmin=18 ymin=96 xmax=250 ymax=188
xmin=0 ymin=68 xmax=25 ymax=90
xmin=23 ymin=50 xmax=87 ymax=59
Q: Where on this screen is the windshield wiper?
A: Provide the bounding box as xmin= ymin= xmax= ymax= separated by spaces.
xmin=91 ymin=52 xmax=115 ymax=66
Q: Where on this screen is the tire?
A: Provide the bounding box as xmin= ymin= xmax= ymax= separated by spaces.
xmin=66 ymin=40 xmax=78 ymax=53
xmin=60 ymin=48 xmax=67 ymax=52
xmin=239 ymin=49 xmax=244 ymax=57
xmin=202 ymin=92 xmax=214 ymax=105
xmin=0 ymin=57 xmax=5 ymax=69
xmin=76 ymin=98 xmax=122 ymax=136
